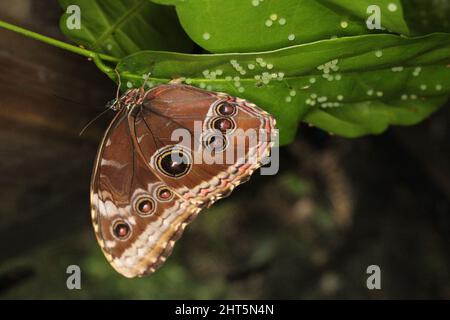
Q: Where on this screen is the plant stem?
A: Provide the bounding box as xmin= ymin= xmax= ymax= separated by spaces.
xmin=0 ymin=20 xmax=119 ymax=63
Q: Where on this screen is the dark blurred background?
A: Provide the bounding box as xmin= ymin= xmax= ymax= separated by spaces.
xmin=0 ymin=1 xmax=449 ymax=299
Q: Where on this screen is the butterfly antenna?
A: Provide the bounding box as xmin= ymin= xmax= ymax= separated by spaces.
xmin=79 ymin=108 xmax=112 ymax=136
xmin=114 ymin=69 xmax=122 ymax=101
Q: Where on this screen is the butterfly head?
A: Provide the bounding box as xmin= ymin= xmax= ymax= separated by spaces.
xmin=107 ymin=88 xmax=147 ymax=111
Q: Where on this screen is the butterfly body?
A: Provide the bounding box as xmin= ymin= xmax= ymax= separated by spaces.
xmin=90 ymin=84 xmax=276 ymax=277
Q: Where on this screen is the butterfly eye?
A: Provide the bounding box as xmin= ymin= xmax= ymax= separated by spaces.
xmin=156 ymin=148 xmax=192 ymax=178
xmin=112 ymin=221 xmax=131 ymax=240
xmin=135 ymin=197 xmax=156 ymax=216
xmin=211 ymin=117 xmax=236 ymax=133
xmin=156 ymin=186 xmax=174 ymax=202
xmin=216 ymin=102 xmax=237 ymax=116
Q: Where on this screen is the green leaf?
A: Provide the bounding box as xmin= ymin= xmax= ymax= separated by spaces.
xmin=58 ymin=0 xmax=194 ymax=58
xmin=152 ymin=0 xmax=409 ymax=53
xmin=115 ymin=33 xmax=450 ymax=144
xmin=150 ymin=0 xmax=185 ymax=4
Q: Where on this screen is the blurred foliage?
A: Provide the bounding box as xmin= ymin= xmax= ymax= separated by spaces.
xmin=403 ymin=0 xmax=450 ymax=34
xmin=1 ymin=163 xmax=343 ymax=299
xmin=1 ymin=133 xmax=450 ymax=299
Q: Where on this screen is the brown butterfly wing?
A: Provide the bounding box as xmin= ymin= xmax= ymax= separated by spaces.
xmin=91 ymin=84 xmax=276 ymax=277
xmin=90 ymin=109 xmax=200 ymax=278
xmin=135 ymin=84 xmax=276 ymax=206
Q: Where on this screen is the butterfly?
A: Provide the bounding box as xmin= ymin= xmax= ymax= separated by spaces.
xmin=90 ymin=83 xmax=276 ymax=277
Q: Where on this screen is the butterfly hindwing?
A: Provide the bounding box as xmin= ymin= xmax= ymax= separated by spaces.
xmin=90 ymin=84 xmax=276 ymax=277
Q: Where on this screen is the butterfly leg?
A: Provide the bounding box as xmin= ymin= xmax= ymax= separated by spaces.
xmin=169 ymin=78 xmax=183 ymax=85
